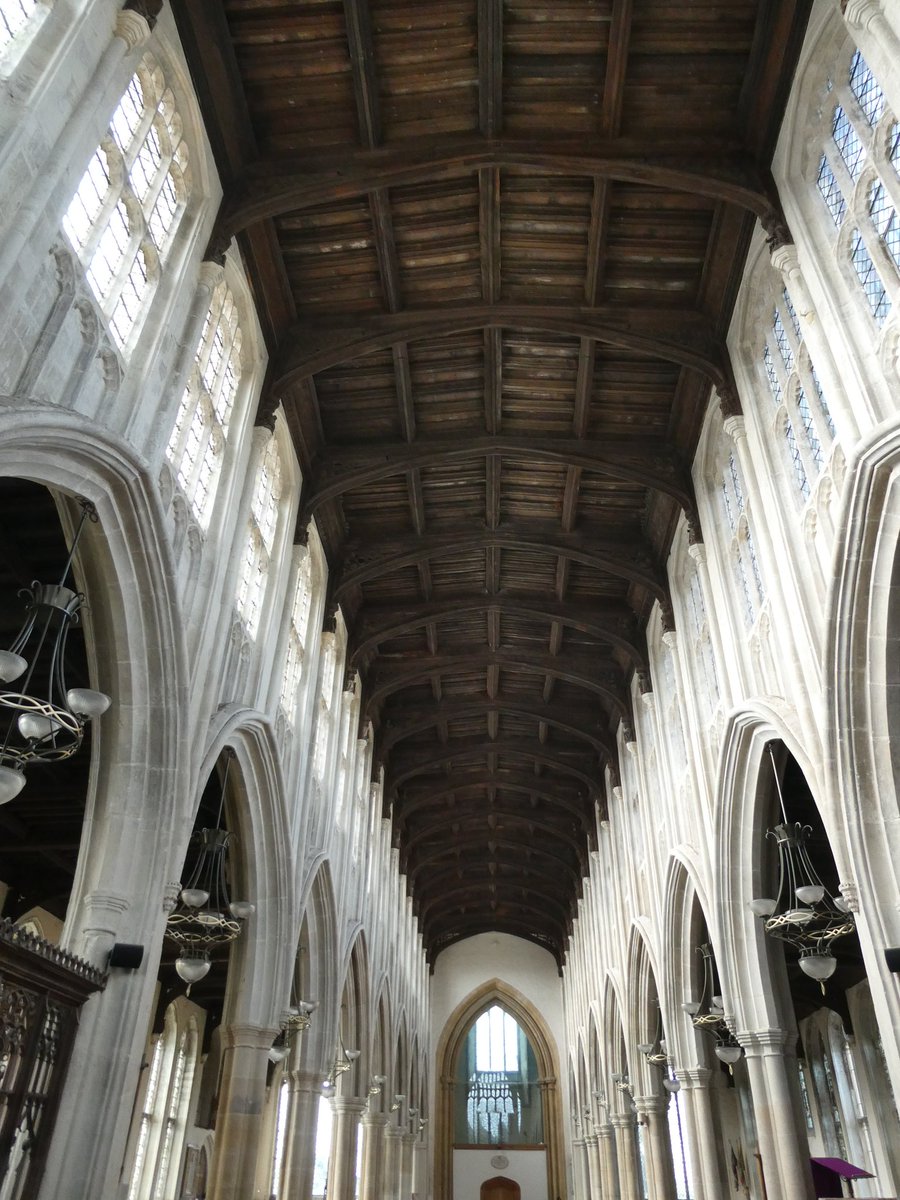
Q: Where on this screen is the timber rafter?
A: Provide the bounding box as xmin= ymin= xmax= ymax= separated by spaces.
xmin=269 ymin=303 xmax=727 ymax=394
xmin=385 ymin=738 xmax=606 ymax=796
xmin=351 ymin=596 xmax=646 ymax=669
xmin=377 ymin=698 xmax=617 ymax=760
xmin=210 ymin=135 xmax=781 ymax=246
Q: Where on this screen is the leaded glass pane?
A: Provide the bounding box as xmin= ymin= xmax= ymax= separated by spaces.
xmin=850 ymin=228 xmax=891 ymax=322
xmin=817 ymin=155 xmax=846 ymax=227
xmin=833 ymin=105 xmax=866 ymax=182
xmin=869 ymin=180 xmax=900 ymax=271
xmin=773 ymin=309 xmax=795 ymax=371
xmin=849 ymin=49 xmax=884 ymax=129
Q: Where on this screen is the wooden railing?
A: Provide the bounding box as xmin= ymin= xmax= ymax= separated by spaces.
xmin=0 ymin=918 xmax=106 ymax=1199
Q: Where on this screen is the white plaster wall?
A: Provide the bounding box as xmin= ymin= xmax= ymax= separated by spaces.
xmin=452 ymin=1149 xmax=548 ymax=1200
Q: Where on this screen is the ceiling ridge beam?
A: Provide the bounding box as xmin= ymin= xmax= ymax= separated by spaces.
xmin=385 ymin=738 xmax=605 ymax=795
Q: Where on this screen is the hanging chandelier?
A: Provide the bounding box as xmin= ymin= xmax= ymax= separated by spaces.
xmin=681 ymin=943 xmax=743 ymax=1071
xmin=747 ymin=745 xmax=855 ymax=987
xmin=0 ymin=498 xmax=110 ymax=804
xmin=165 ymin=751 xmax=255 ymax=986
xmin=637 ymin=1006 xmax=669 ymax=1067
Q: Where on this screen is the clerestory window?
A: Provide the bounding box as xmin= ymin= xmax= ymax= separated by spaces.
xmin=761 ymin=290 xmax=835 ymax=502
xmin=62 ymin=57 xmax=189 ymax=353
xmin=235 ymin=435 xmax=282 ymax=639
xmin=279 ymin=552 xmax=313 ymax=723
xmin=166 ymin=281 xmax=242 ymax=528
xmin=0 ymin=0 xmax=43 ymax=63
xmin=815 ymin=49 xmax=899 ymax=329
xmin=721 ymin=450 xmax=764 ymax=627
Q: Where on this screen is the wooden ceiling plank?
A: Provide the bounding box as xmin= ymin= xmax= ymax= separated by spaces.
xmin=600 ymin=0 xmax=633 ymax=140
xmin=477 ymin=0 xmax=503 ymax=139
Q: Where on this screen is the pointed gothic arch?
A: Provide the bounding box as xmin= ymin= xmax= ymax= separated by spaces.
xmin=435 ymin=978 xmax=565 ymax=1200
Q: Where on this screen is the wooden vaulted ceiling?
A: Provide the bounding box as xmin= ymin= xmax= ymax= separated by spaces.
xmin=172 ymin=0 xmax=811 ymax=968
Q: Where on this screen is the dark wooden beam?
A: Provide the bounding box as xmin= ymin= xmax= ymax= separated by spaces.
xmin=351 ymin=595 xmax=645 ymax=667
xmin=343 ymin=0 xmax=382 ymax=149
xmin=419 ymin=884 xmax=572 ymax=927
xmin=271 ymin=302 xmax=726 ymax=390
xmin=336 ymin=524 xmax=667 ymax=602
xmin=396 ymin=777 xmax=593 ymax=826
xmin=378 ymin=698 xmax=617 ymax=758
xmin=385 ymin=738 xmax=604 ymax=795
xmin=409 ymin=834 xmax=580 ymax=881
xmin=301 ymin=435 xmax=694 ymax=519
xmin=363 ymin=650 xmax=629 ymax=718
xmin=403 ymin=811 xmax=585 ymax=859
xmin=212 ymin=135 xmax=777 ymax=239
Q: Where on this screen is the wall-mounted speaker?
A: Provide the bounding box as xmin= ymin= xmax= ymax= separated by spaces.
xmin=108 ymin=943 xmax=144 ymax=970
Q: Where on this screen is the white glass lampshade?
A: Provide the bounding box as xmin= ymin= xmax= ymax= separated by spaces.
xmin=0 ymin=765 xmax=26 ymax=804
xmin=748 ymin=897 xmax=777 ymax=917
xmin=637 ymin=1042 xmax=653 ymax=1054
xmin=799 ymin=953 xmax=837 ymax=981
xmin=785 ymin=907 xmax=814 ymax=925
xmin=229 ymin=900 xmax=256 ymax=919
xmin=180 ymin=888 xmax=209 ymax=908
xmin=17 ymin=712 xmax=62 ymax=741
xmin=715 ymin=1044 xmax=742 ymax=1065
xmin=408 ymin=1107 xmax=417 ymax=1117
xmin=834 ymin=896 xmax=851 ymax=913
xmin=268 ymin=1044 xmax=289 ymax=1064
xmin=0 ymin=650 xmax=27 ymax=682
xmin=175 ymin=954 xmax=211 ymax=984
xmin=663 ymin=1077 xmax=681 ymax=1093
xmin=345 ymin=1048 xmax=361 ymax=1061
xmin=710 ymin=995 xmax=724 ymax=1012
xmin=66 ymin=688 xmax=111 ymax=718
xmin=795 ymin=884 xmax=825 ymax=905
xmin=681 ymin=1000 xmax=700 ymax=1015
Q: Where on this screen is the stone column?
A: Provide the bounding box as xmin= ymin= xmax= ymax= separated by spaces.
xmin=739 ymin=1030 xmax=815 ymax=1200
xmin=635 ymin=1095 xmax=676 ymax=1200
xmin=572 ymin=1137 xmax=590 ymax=1200
xmin=206 ymin=1024 xmax=279 ymax=1200
xmin=585 ymin=1133 xmax=603 ymax=1199
xmin=359 ymin=1111 xmax=389 ymax=1200
xmin=329 ymin=1097 xmax=366 ymax=1200
xmin=678 ymin=1068 xmax=728 ymax=1200
xmin=280 ymin=1067 xmax=327 ymax=1200
xmin=382 ymin=1125 xmax=405 ymax=1200
xmin=611 ymin=1114 xmax=640 ymax=1200
xmin=597 ymin=1124 xmax=619 ymax=1200
xmin=398 ymin=1132 xmax=416 ymax=1200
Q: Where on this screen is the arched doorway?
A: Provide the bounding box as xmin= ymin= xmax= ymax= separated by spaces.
xmin=436 ymin=980 xmax=564 ymax=1200
xmin=481 ymin=1175 xmax=520 ymax=1200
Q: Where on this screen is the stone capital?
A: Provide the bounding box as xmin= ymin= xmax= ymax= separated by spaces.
xmin=596 ymin=1122 xmax=615 ymax=1142
xmin=361 ymin=1111 xmax=390 ymax=1129
xmin=735 ymin=1027 xmax=790 ymax=1056
xmin=634 ymin=1094 xmax=668 ymax=1117
xmin=221 ymin=1023 xmax=281 ymax=1052
xmin=687 ymin=541 xmax=707 ymax=566
xmin=676 ymin=1066 xmax=711 ymax=1089
xmin=332 ymin=1097 xmax=368 ymax=1116
xmin=842 ymin=0 xmax=887 ymax=33
xmin=114 ymin=9 xmax=152 ymax=50
xmin=723 ymin=413 xmax=747 ymax=443
xmin=610 ymin=1113 xmax=636 ymax=1131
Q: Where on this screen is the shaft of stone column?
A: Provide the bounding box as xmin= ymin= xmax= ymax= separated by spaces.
xmin=329 ymin=1098 xmax=367 ymax=1200
xmin=597 ymin=1124 xmax=619 ymax=1200
xmin=740 ymin=1031 xmax=815 ymax=1200
xmin=359 ymin=1111 xmax=390 ymax=1200
xmin=572 ymin=1137 xmax=589 ymax=1200
xmin=678 ymin=1068 xmax=726 ymax=1200
xmin=207 ymin=1024 xmax=279 ymax=1200
xmin=611 ymin=1114 xmax=640 ymax=1200
xmin=382 ymin=1126 xmax=405 ymax=1200
xmin=281 ymin=1069 xmax=327 ymax=1199
xmin=399 ymin=1132 xmax=416 ymax=1200
xmin=586 ymin=1134 xmax=603 ymax=1199
xmin=635 ymin=1095 xmax=677 ymax=1200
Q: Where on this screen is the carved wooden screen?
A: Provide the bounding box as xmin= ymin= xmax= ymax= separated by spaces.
xmin=0 ymin=919 xmax=105 ymax=1199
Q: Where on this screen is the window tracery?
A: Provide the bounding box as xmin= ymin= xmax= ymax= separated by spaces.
xmin=165 ymin=281 xmax=242 ymax=528
xmin=720 ymin=450 xmax=764 ymax=626
xmin=279 ymin=552 xmax=313 ymax=723
xmin=235 ymin=434 xmax=282 ymax=638
xmin=816 ymin=49 xmax=898 ymax=328
xmin=62 ymin=57 xmax=189 ymax=353
xmin=0 ymin=0 xmax=41 ymax=58
xmin=761 ymin=290 xmax=835 ymax=502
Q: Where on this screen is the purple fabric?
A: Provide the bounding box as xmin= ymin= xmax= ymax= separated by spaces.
xmin=811 ymin=1157 xmax=875 ymax=1179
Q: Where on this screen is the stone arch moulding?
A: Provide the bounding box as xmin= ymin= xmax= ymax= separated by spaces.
xmin=434 ymin=978 xmax=566 ymax=1200
xmin=828 ymin=420 xmax=900 ymax=1091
